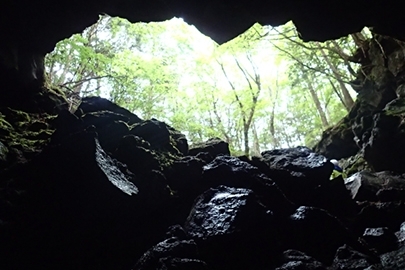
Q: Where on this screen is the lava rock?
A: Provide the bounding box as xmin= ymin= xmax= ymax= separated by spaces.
xmin=356 ymin=201 xmax=405 ymax=232
xmin=344 ymin=171 xmax=405 ymax=202
xmin=362 ymin=227 xmax=398 ymax=254
xmin=130 ymin=119 xmax=187 ymax=155
xmin=114 ymin=134 xmax=161 ymax=173
xmin=184 ymin=185 xmax=278 ymax=269
xmin=283 ymin=206 xmax=362 ymax=264
xmin=331 ymin=244 xmax=376 ymax=270
xmin=259 ymin=147 xmax=333 ymax=205
xmin=77 ymin=96 xmax=142 ymax=124
xmin=380 ymin=245 xmax=405 ymax=269
xmin=202 ymin=155 xmax=294 ymax=214
xmin=188 ymin=137 xmax=230 ymax=157
xmin=363 ymin=113 xmax=405 ymax=172
xmin=1 ymin=131 xmax=174 ymax=270
xmin=134 ymin=237 xmax=202 ymax=270
xmin=395 ymin=221 xmax=405 ymax=247
xmin=275 ymin=249 xmax=326 ymax=270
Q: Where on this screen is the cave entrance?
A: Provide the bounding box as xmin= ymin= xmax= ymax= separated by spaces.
xmin=45 ymin=15 xmax=366 ymax=156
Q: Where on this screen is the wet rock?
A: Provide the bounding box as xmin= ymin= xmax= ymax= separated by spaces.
xmin=261 ymin=147 xmax=332 ymax=181
xmin=259 ymin=147 xmax=333 ymax=205
xmin=275 ymin=250 xmax=326 ymax=270
xmin=363 ymin=113 xmax=405 ymax=172
xmin=395 ymin=221 xmax=405 ymax=245
xmin=380 ymin=245 xmax=405 ymax=269
xmin=362 ymin=227 xmax=398 ymax=254
xmin=312 ymin=176 xmax=359 ymax=219
xmin=2 ymin=131 xmax=173 ymax=269
xmin=80 ymin=111 xmax=132 ymax=152
xmin=184 ymin=185 xmax=278 ymax=268
xmin=157 ymin=257 xmax=208 ymax=270
xmin=165 ymin=156 xmax=206 ymax=222
xmin=331 ymin=245 xmax=376 ymax=270
xmin=356 ymin=201 xmax=405 ymax=232
xmin=134 ymin=237 xmax=202 ymax=270
xmin=130 ymin=119 xmax=187 ymax=155
xmin=344 ymin=171 xmax=405 ymax=202
xmin=284 ymin=206 xmax=362 ymax=264
xmin=202 ymin=155 xmax=294 ymax=214
xmin=114 ymin=134 xmax=161 ymax=173
xmin=313 ymin=119 xmax=359 ymax=160
xmin=0 ymin=141 xmax=8 ymax=166
xmin=50 ymin=109 xmax=83 ymax=143
xmin=77 ymin=96 xmax=142 ymax=124
xmin=188 ymin=137 xmax=230 ymax=157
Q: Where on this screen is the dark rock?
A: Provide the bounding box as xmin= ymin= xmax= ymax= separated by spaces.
xmin=312 ymin=176 xmax=359 ymax=219
xmin=133 ymin=237 xmax=201 ymax=270
xmin=130 ymin=119 xmax=187 ymax=155
xmin=114 ymin=134 xmax=161 ymax=173
xmin=380 ymin=245 xmax=405 ymax=269
xmin=80 ymin=111 xmax=132 ymax=152
xmin=202 ymin=155 xmax=294 ymax=214
xmin=50 ymin=109 xmax=83 ymax=143
xmin=362 ymin=227 xmax=398 ymax=254
xmin=275 ymin=250 xmax=326 ymax=270
xmin=283 ymin=206 xmax=362 ymax=264
xmin=165 ymin=225 xmax=188 ymax=240
xmin=259 ymin=147 xmax=333 ymax=205
xmin=363 ymin=113 xmax=405 ymax=172
xmin=356 ymin=201 xmax=405 ymax=232
xmin=395 ymin=221 xmax=405 ymax=247
xmin=313 ymin=119 xmax=360 ymax=160
xmin=0 ymin=141 xmax=8 ymax=166
xmin=1 ymin=131 xmax=174 ymax=269
xmin=184 ymin=185 xmax=278 ymax=268
xmin=261 ymin=147 xmax=332 ymax=181
xmin=165 ymin=156 xmax=206 ymax=222
xmin=157 ymin=257 xmax=208 ymax=270
xmin=344 ymin=171 xmax=405 ymax=202
xmin=188 ymin=138 xmax=230 ymax=157
xmin=331 ymin=245 xmax=376 ymax=270
xmin=77 ymin=96 xmax=142 ymax=124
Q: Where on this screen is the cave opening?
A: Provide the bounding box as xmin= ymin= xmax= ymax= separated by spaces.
xmin=44 ymin=15 xmax=365 ymax=156
xmin=3 ymin=3 xmax=405 ymax=269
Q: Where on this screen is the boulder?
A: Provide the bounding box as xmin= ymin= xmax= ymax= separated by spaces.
xmin=362 ymin=227 xmax=398 ymax=254
xmin=344 ymin=171 xmax=405 ymax=202
xmin=188 ymin=138 xmax=230 ymax=157
xmin=77 ymin=96 xmax=142 ymax=124
xmin=275 ymin=250 xmax=326 ymax=270
xmin=283 ymin=206 xmax=363 ymax=264
xmin=130 ymin=119 xmax=188 ymax=155
xmin=380 ymin=245 xmax=405 ymax=269
xmin=1 ymin=131 xmax=173 ymax=269
xmin=184 ymin=185 xmax=278 ymax=269
xmin=331 ymin=245 xmax=377 ymax=270
xmin=134 ymin=237 xmax=203 ymax=270
xmin=202 ymin=155 xmax=294 ymax=214
xmin=259 ymin=146 xmax=333 ymax=205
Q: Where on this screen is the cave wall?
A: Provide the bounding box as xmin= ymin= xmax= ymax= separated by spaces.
xmin=1 ymin=0 xmax=405 ymax=103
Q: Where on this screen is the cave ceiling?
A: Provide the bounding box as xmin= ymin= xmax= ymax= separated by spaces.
xmin=1 ymin=0 xmax=405 ymax=57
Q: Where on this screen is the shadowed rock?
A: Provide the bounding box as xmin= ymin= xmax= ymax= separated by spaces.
xmin=184 ymin=185 xmax=278 ymax=269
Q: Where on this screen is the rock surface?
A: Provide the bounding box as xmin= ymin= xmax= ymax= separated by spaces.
xmin=2 ymin=96 xmax=405 ymax=269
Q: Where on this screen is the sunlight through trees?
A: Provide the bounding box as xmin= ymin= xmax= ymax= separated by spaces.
xmin=45 ymin=15 xmax=370 ymax=156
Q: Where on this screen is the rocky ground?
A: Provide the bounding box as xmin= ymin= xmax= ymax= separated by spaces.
xmin=1 ymin=94 xmax=405 ymax=270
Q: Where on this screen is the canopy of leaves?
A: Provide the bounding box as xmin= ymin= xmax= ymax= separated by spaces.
xmin=45 ymin=15 xmax=369 ymax=156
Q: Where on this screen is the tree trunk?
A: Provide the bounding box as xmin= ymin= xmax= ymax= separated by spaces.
xmin=307 ymin=80 xmax=329 ymax=128
xmin=317 ymin=43 xmax=355 ymax=109
xmin=251 ymin=122 xmax=261 ymax=156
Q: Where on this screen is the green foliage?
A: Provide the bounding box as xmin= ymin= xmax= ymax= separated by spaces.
xmin=44 ymin=16 xmax=365 ymax=156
